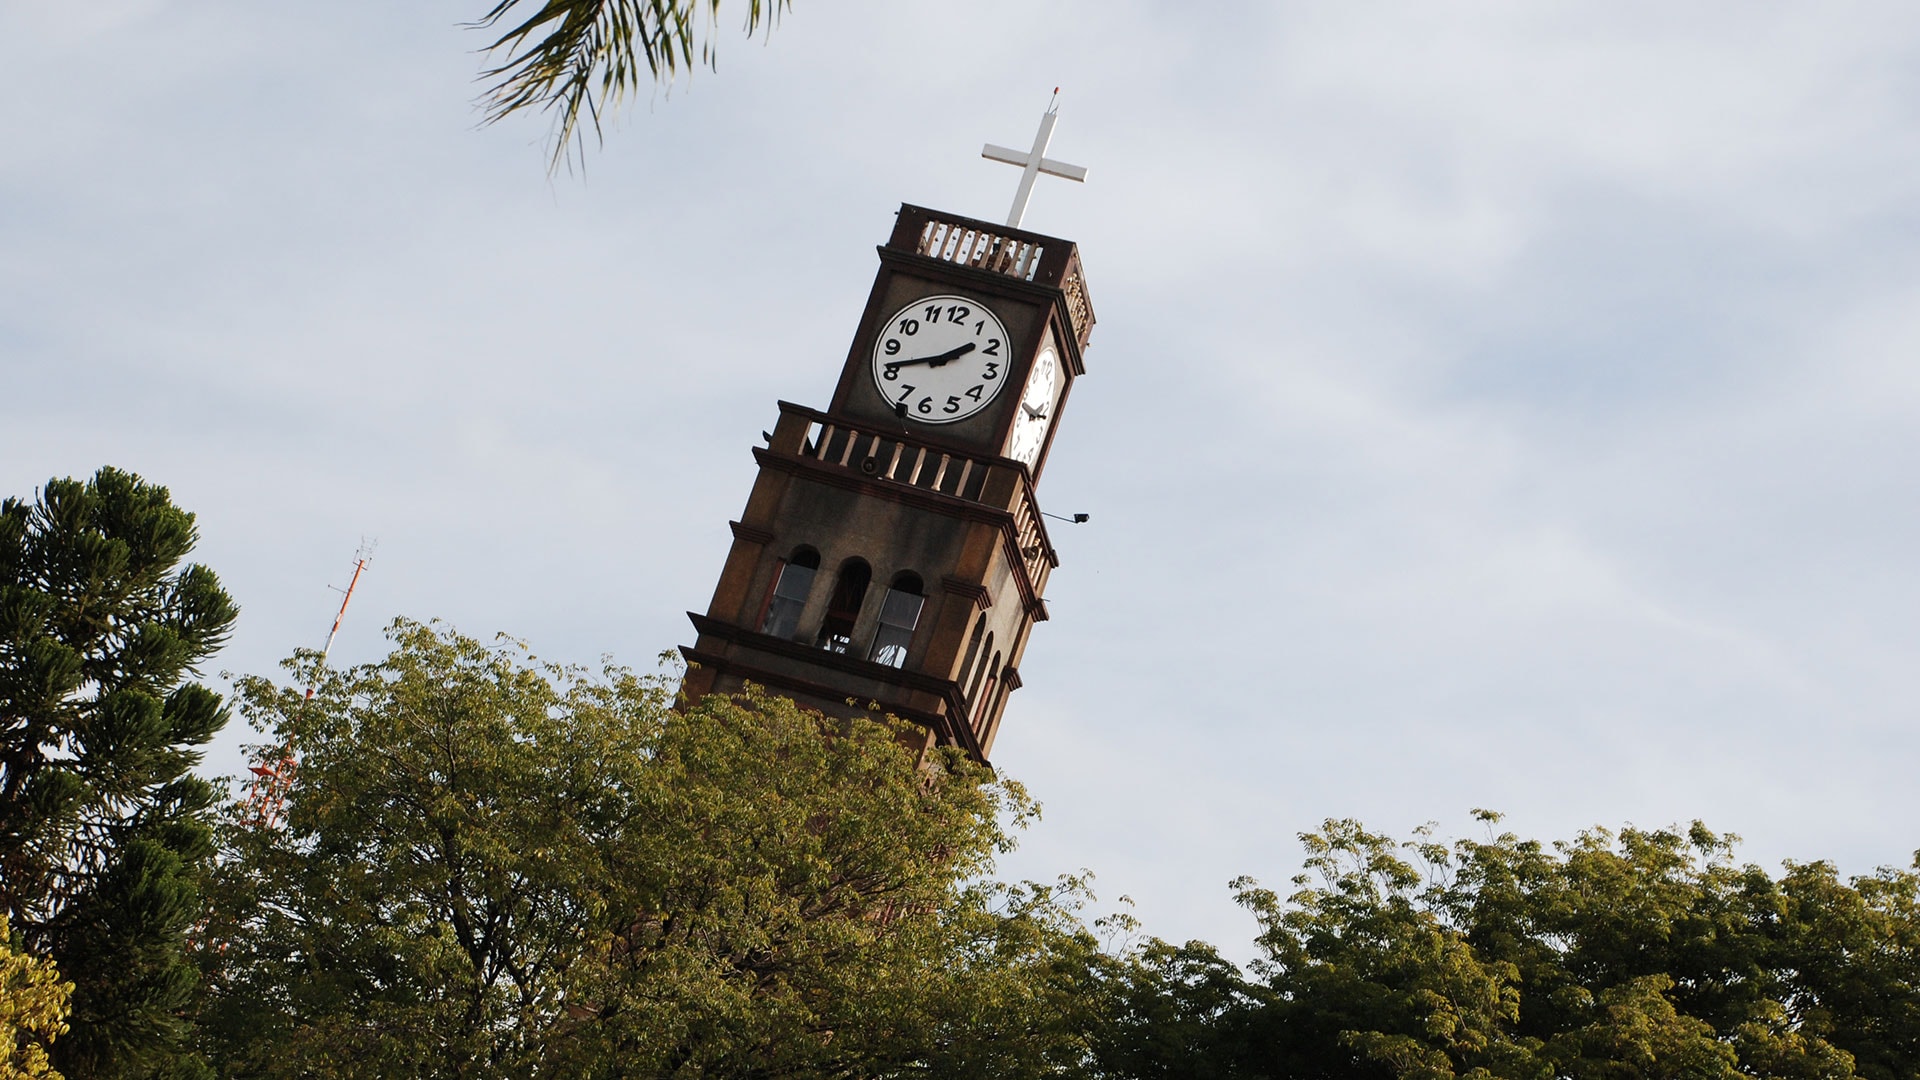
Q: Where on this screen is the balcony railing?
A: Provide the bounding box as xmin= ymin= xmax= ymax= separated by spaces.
xmin=806 ymin=419 xmax=993 ymax=502
xmin=888 ymin=205 xmax=1096 ymax=348
xmin=912 ymin=218 xmax=1045 ymax=282
xmin=778 ymin=404 xmax=1055 ymax=591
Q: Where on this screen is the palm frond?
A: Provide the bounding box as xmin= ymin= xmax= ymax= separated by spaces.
xmin=473 ymin=0 xmax=787 ymax=172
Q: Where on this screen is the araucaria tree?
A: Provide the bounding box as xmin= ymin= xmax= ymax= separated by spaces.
xmin=0 ymin=468 xmax=238 ymax=1080
xmin=201 ymin=621 xmax=1106 ymax=1079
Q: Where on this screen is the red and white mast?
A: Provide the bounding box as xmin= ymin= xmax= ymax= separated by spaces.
xmin=306 ymin=543 xmax=373 ymax=699
xmin=243 ymin=540 xmax=374 ymax=828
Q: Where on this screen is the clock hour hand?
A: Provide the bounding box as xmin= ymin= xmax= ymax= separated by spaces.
xmin=885 ymin=342 xmax=976 ymax=373
xmin=1022 ymin=404 xmax=1049 ymax=420
xmin=918 ymin=341 xmax=976 ymax=366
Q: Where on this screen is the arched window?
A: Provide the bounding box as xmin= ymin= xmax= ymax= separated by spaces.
xmin=868 ymin=572 xmax=925 ymax=668
xmin=956 ymin=615 xmax=987 ymax=687
xmin=976 ymin=650 xmax=1004 ymax=734
xmin=758 ymin=547 xmax=819 ymax=640
xmin=966 ymin=632 xmax=996 ymax=706
xmin=815 ymin=558 xmax=871 ymax=654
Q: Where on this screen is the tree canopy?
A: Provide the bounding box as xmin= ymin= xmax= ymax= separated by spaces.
xmin=9 ymin=469 xmax=1920 ymax=1078
xmin=1098 ymin=815 xmax=1920 ymax=1080
xmin=199 ymin=620 xmax=1107 ymax=1079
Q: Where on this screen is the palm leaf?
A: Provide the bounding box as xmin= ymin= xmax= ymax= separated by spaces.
xmin=473 ymin=0 xmax=787 ymax=171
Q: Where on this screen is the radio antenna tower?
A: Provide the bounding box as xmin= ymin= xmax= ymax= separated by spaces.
xmin=242 ymin=540 xmax=375 ymax=829
xmin=307 ymin=540 xmax=375 ymax=698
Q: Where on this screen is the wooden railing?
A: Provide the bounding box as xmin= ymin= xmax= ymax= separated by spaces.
xmin=777 ymin=404 xmax=1055 ymax=589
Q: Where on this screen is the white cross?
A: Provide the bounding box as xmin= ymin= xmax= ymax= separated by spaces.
xmin=981 ymin=89 xmax=1088 ymax=229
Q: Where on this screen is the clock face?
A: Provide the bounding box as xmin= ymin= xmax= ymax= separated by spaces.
xmin=870 ymin=295 xmax=1011 ymax=424
xmin=1008 ymin=345 xmax=1058 ymax=469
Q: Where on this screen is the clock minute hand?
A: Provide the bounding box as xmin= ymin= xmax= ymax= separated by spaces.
xmin=1022 ymin=404 xmax=1049 ymax=420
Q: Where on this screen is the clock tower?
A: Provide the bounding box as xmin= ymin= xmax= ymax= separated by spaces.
xmin=680 ymin=110 xmax=1093 ymax=762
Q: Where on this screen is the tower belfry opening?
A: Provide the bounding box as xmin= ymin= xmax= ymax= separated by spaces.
xmin=680 ymin=109 xmax=1095 ymax=762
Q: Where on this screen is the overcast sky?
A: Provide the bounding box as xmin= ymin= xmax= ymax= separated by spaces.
xmin=6 ymin=1 xmax=1920 ymax=959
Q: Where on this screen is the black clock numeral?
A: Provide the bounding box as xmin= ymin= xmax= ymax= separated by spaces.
xmin=923 ymin=303 xmax=942 ymax=322
xmin=883 ymin=338 xmax=901 ymax=356
xmin=982 ymin=362 xmax=999 ymax=380
xmin=946 ymin=305 xmax=970 ymax=324
xmin=966 ymin=385 xmax=984 ymax=401
xmin=897 ymin=384 xmax=916 ymax=402
xmin=899 ymin=318 xmax=919 ymax=335
xmin=917 ymin=396 xmax=934 ymax=414
xmin=982 ymin=338 xmax=1001 ymax=356
xmin=974 ymin=320 xmax=985 ymax=334
xmin=944 ymin=395 xmax=962 ymax=414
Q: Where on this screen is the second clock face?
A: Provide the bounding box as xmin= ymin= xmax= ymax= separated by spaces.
xmin=870 ymin=295 xmax=1011 ymax=424
xmin=1008 ymin=345 xmax=1058 ymax=468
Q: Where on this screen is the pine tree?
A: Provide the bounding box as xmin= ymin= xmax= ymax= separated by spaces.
xmin=0 ymin=468 xmax=236 ymax=1080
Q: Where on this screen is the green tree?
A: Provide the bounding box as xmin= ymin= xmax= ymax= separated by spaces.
xmin=475 ymin=0 xmax=789 ymax=169
xmin=1094 ymin=815 xmax=1920 ymax=1080
xmin=1230 ymin=819 xmax=1537 ymax=1080
xmin=0 ymin=469 xmax=237 ymax=1080
xmin=1 ymin=915 xmax=73 ymax=1080
xmin=201 ymin=620 xmax=1106 ymax=1078
xmin=1092 ymin=938 xmax=1266 ymax=1080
